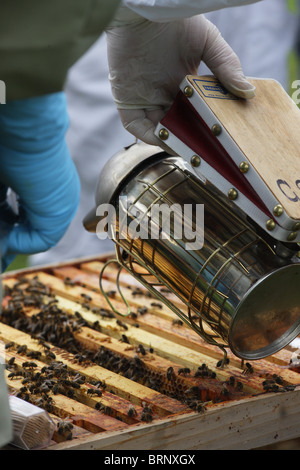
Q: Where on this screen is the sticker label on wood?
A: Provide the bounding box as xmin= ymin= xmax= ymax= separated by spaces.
xmin=191 ymin=76 xmax=238 ymax=100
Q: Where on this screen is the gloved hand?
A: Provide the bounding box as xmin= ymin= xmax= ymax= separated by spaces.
xmin=122 ymin=0 xmax=261 ymax=22
xmin=0 ymin=92 xmax=80 ymax=271
xmin=106 ymin=8 xmax=256 ymax=146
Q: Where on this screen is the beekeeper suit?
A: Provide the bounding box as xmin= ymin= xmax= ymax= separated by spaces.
xmin=202 ymin=0 xmax=299 ymax=90
xmin=0 ymin=0 xmax=259 ymax=447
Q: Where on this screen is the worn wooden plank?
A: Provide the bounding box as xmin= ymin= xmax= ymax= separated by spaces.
xmin=46 ymin=386 xmax=300 ymax=450
xmin=52 ymin=265 xmax=179 ymax=322
xmin=0 ymin=322 xmax=188 ymax=417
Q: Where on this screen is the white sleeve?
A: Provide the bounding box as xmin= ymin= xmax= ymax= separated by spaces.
xmin=121 ymin=0 xmax=262 ymax=21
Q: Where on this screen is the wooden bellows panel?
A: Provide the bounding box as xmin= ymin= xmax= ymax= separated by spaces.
xmin=187 ymin=75 xmax=300 ymax=221
xmin=1 ymin=254 xmax=300 ymax=450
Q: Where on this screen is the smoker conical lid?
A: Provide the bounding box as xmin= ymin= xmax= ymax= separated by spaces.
xmin=229 ymin=263 xmax=300 ymax=360
xmin=83 ymin=142 xmax=166 ymax=232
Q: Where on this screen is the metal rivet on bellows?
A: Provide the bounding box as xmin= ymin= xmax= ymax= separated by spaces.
xmin=287 ymin=231 xmax=298 ymax=241
xmin=239 ymin=161 xmax=249 ymax=173
xmin=158 ymin=128 xmax=169 ymax=141
xmin=211 ymin=124 xmax=222 ymax=136
xmin=293 ymin=222 xmax=300 ymax=231
xmin=184 ymin=86 xmax=193 ymax=98
xmin=266 ymin=219 xmax=276 ymax=231
xmin=273 ymin=204 xmax=283 ymax=217
xmin=190 ymin=155 xmax=201 ymax=167
xmin=228 ymin=188 xmax=238 ymax=200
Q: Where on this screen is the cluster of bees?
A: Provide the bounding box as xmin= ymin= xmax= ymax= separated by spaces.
xmin=1 ymin=275 xmax=217 ymax=431
xmin=262 ymin=374 xmax=296 ymax=393
xmin=3 ymin=272 xmax=294 ymax=444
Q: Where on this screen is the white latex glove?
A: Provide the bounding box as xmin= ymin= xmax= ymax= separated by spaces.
xmin=122 ymin=0 xmax=262 ymax=22
xmin=106 ymin=8 xmax=256 ymax=146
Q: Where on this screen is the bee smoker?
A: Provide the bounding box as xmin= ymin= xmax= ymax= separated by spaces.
xmin=84 ymin=76 xmax=300 ymax=361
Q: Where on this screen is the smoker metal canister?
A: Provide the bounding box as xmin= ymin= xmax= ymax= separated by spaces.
xmin=84 ymin=143 xmax=300 ymax=360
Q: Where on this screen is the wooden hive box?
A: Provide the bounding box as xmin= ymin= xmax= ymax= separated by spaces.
xmin=1 ymin=254 xmax=300 ymax=450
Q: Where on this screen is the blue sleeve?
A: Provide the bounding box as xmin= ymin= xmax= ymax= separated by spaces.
xmin=0 ymin=92 xmax=80 ymax=270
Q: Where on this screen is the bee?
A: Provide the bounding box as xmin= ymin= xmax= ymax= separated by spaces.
xmin=80 ymin=293 xmax=92 ymax=301
xmin=129 ymin=312 xmax=138 ymax=320
xmin=106 ymin=290 xmax=116 ymax=297
xmin=150 ymin=302 xmax=162 ymax=309
xmin=132 ymin=287 xmax=143 ymax=296
xmin=235 ymin=381 xmax=243 ymax=392
xmin=26 ymin=351 xmax=42 ymax=360
xmin=57 ymin=420 xmax=73 ymax=440
xmin=63 ymin=277 xmax=76 ymax=287
xmin=282 ymin=385 xmax=296 ymax=392
xmin=8 ymin=371 xmax=22 ymax=379
xmin=17 ymin=344 xmax=28 ymax=354
xmin=188 ymin=400 xmax=207 ymax=414
xmin=102 ymin=406 xmax=112 ymax=415
xmin=194 ymin=363 xmax=215 ymax=378
xmin=137 ymin=344 xmax=146 ymax=356
xmin=127 ymin=405 xmax=137 ymax=417
xmin=73 ymin=373 xmax=85 ymax=385
xmin=93 ymin=320 xmax=102 ymax=332
xmin=87 ymin=388 xmax=102 ymax=397
xmin=141 ymin=411 xmax=153 ymax=422
xmin=120 ymin=334 xmax=130 ymax=344
xmin=137 ymin=307 xmax=148 ymax=315
xmin=7 ymin=357 xmax=16 ymax=366
xmin=73 ymin=353 xmax=85 ymax=363
xmin=172 ymin=319 xmax=183 ymax=326
xmin=178 ymin=368 xmax=190 ymax=376
xmin=5 ymin=342 xmax=15 ymax=349
xmin=221 ymin=386 xmax=229 ymax=396
xmin=22 ymin=377 xmax=31 ymax=385
xmin=133 ymin=355 xmax=143 ymax=367
xmin=45 ymin=350 xmax=56 ymax=360
xmin=16 ymin=391 xmax=30 ymax=401
xmin=52 ymin=384 xmax=63 ymax=395
xmin=35 ymin=398 xmax=46 ymax=408
xmin=243 ymin=362 xmax=254 ymax=374
xmin=263 ymin=381 xmax=279 ymax=393
xmin=44 ymin=401 xmax=53 ymax=413
xmin=22 ymin=361 xmax=37 ymax=369
xmin=98 ymin=309 xmax=115 ymax=319
xmin=39 ymin=383 xmax=51 ymax=393
xmin=142 ymin=401 xmax=153 ymax=414
xmin=66 ymin=388 xmax=75 ymax=398
xmin=272 ymin=374 xmax=284 ymax=385
xmin=166 ymin=367 xmax=175 ymax=381
xmin=116 ymin=319 xmax=128 ymax=330
xmin=216 ymin=357 xmax=230 ymax=368
xmin=81 ymin=303 xmax=90 ymax=310
xmin=227 ymin=376 xmax=235 ymax=386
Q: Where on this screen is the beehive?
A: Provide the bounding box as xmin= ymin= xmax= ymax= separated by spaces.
xmin=1 ymin=254 xmax=300 ymax=450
